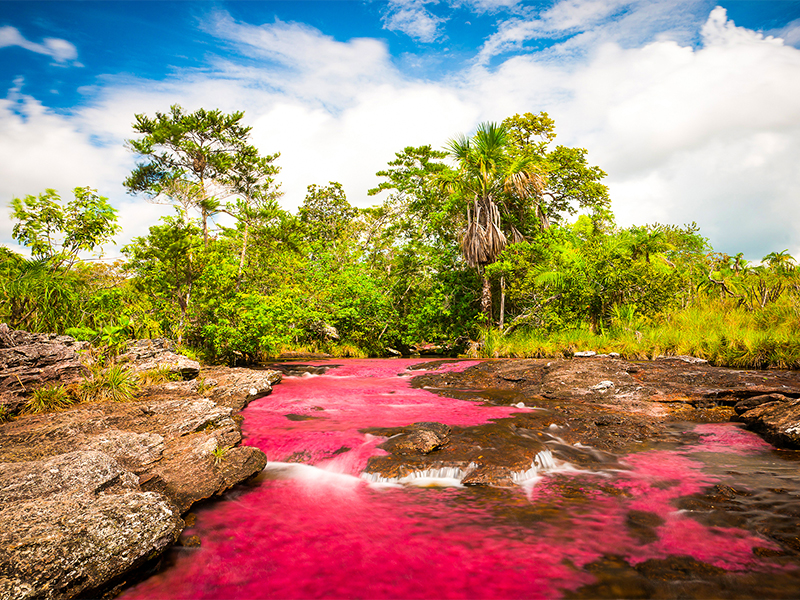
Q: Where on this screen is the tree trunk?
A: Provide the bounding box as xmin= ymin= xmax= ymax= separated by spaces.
xmin=201 ymin=207 xmax=208 ymax=248
xmin=499 ymin=276 xmax=506 ymax=331
xmin=236 ymin=222 xmax=249 ymax=292
xmin=481 ymin=270 xmax=492 ymax=325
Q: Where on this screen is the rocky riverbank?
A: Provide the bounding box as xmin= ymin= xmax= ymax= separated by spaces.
xmin=3 ymin=325 xmax=800 ymax=599
xmin=362 ymin=355 xmax=800 ymax=485
xmin=0 ymin=325 xmax=280 ymax=600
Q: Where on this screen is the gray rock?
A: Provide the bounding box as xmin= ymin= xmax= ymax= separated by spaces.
xmin=118 ymin=338 xmax=200 ymax=380
xmin=0 ymin=491 xmax=182 ymax=600
xmin=656 ymin=355 xmax=709 ymax=364
xmin=574 ymin=351 xmax=597 ymax=357
xmin=739 ymin=397 xmax=800 ymax=448
xmin=590 ymin=380 xmax=615 ymax=391
xmin=84 ymin=430 xmax=165 ymax=471
xmin=0 ymin=323 xmax=88 ymax=414
xmin=0 ymin=450 xmax=137 ymax=503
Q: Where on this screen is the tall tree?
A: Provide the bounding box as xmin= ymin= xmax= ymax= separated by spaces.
xmin=122 ymin=216 xmax=204 ymax=343
xmin=124 ymin=105 xmax=252 ymax=246
xmin=443 ymin=122 xmax=543 ymax=322
xmin=221 ymin=144 xmax=282 ymax=289
xmin=502 ymin=112 xmax=610 ymax=233
xmin=298 ymin=182 xmax=357 ymax=247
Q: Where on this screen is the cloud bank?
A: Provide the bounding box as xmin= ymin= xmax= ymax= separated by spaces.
xmin=1 ymin=2 xmax=799 ymax=263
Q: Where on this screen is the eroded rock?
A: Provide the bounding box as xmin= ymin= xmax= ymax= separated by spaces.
xmin=118 ymin=338 xmax=200 ymax=380
xmin=738 ymin=398 xmax=800 ymax=448
xmin=0 ymin=491 xmax=182 ymax=600
xmin=0 ymin=322 xmax=87 ymax=414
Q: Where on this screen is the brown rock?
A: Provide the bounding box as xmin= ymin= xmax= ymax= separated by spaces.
xmin=0 ymin=322 xmax=87 ymax=414
xmin=739 ymin=398 xmax=800 ymax=448
xmin=734 ymin=393 xmax=789 ymax=415
xmin=206 ymin=368 xmax=282 ymax=411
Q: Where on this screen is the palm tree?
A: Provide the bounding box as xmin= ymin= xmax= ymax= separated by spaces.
xmin=444 ymin=122 xmax=545 ymax=322
xmin=762 ymin=250 xmax=796 ymax=275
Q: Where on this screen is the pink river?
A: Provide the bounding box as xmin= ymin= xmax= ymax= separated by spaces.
xmin=120 ymin=359 xmax=790 ymax=599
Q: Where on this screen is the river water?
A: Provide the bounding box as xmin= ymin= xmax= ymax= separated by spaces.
xmin=120 ymin=359 xmax=800 ymax=599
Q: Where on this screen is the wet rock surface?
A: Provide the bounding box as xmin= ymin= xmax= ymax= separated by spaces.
xmin=362 ymin=357 xmax=800 ymax=485
xmin=0 ymin=325 xmax=280 ymax=600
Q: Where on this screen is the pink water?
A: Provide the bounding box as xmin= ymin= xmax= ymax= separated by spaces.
xmin=121 ymin=360 xmax=789 ymax=599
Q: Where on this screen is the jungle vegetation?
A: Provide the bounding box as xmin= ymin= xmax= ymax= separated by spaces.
xmin=2 ymin=106 xmax=799 ymax=369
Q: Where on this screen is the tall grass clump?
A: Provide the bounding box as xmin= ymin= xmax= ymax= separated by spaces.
xmin=79 ymin=363 xmax=140 ymax=403
xmin=24 ymin=384 xmax=73 ymax=414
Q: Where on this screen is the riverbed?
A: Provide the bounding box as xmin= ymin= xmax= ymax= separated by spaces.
xmin=119 ymin=359 xmax=800 ymax=599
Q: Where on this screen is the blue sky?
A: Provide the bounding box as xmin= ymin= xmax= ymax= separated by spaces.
xmin=2 ymin=0 xmax=800 ymax=261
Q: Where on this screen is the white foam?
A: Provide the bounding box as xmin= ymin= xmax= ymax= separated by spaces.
xmin=263 ymin=462 xmax=362 ymax=487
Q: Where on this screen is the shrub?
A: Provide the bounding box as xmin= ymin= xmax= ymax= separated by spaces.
xmin=25 ymin=384 xmax=73 ymax=414
xmin=79 ymin=364 xmax=140 ymax=403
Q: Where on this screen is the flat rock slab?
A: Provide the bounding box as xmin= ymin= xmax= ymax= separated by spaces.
xmin=411 ymin=357 xmax=800 ymax=450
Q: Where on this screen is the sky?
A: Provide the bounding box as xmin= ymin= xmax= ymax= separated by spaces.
xmin=2 ymin=0 xmax=800 ymax=262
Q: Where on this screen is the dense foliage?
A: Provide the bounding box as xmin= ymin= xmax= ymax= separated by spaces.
xmin=3 ymin=107 xmax=799 ymax=368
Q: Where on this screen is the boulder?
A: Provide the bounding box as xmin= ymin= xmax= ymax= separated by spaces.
xmin=0 ymin=491 xmax=182 ymax=600
xmin=117 ymin=338 xmax=200 ymax=380
xmin=738 ymin=398 xmax=800 ymax=448
xmin=383 ymin=422 xmax=451 ymax=456
xmin=205 ymin=368 xmax=282 ymax=412
xmin=0 ymin=450 xmax=183 ymax=600
xmin=0 ymin=323 xmax=87 ymax=414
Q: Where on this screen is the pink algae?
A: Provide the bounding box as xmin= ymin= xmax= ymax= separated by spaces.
xmin=119 ymin=360 xmax=783 ymax=600
xmin=241 ymin=359 xmax=522 ymax=473
xmin=687 ymin=423 xmax=774 ymax=454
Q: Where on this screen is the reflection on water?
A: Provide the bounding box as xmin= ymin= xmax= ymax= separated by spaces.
xmin=120 ymin=360 xmax=800 ymax=599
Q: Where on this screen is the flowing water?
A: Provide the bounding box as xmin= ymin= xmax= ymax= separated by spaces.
xmin=120 ymin=359 xmax=800 ymax=599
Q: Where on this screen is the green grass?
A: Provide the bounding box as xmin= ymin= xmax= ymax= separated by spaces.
xmin=137 ymin=366 xmax=182 ymax=386
xmin=79 ymin=363 xmax=140 ymax=403
xmin=475 ymin=298 xmax=800 ymax=369
xmin=24 ymin=384 xmax=73 ymax=414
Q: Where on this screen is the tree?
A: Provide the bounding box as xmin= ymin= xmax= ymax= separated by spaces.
xmin=221 ymin=144 xmax=282 ymax=289
xmin=10 ymin=186 xmax=120 ymax=270
xmin=443 ymin=122 xmax=544 ymax=322
xmin=763 ymin=250 xmax=796 ymax=275
xmin=298 ymin=182 xmax=357 ymax=246
xmin=124 ymin=105 xmax=252 ymax=246
xmin=502 ymin=112 xmax=610 ymax=233
xmin=122 ymin=216 xmax=204 ymax=342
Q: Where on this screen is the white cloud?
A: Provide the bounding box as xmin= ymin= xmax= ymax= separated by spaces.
xmin=3 ymin=5 xmax=800 ymax=264
xmin=382 ymin=0 xmax=446 ymax=43
xmin=0 ymin=25 xmax=78 ymax=63
xmin=772 ymin=18 xmax=800 ymax=47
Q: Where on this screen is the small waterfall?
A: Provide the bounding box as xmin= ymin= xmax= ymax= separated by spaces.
xmin=510 ymin=450 xmax=557 ymax=483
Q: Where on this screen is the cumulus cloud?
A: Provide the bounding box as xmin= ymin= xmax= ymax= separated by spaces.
xmin=382 ymin=0 xmax=446 ymax=43
xmin=2 ymin=5 xmax=800 ymax=263
xmin=0 ymin=25 xmax=78 ymax=63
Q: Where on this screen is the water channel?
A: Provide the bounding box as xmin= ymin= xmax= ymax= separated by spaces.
xmin=120 ymin=359 xmax=800 ymax=599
